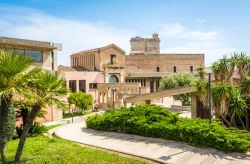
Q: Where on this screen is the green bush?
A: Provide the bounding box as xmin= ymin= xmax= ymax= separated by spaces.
xmin=86 ymin=105 xmax=250 ymax=153
xmin=16 ymin=122 xmax=48 ymax=137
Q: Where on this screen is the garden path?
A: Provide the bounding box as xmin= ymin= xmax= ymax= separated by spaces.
xmin=53 ymin=122 xmax=250 ymax=164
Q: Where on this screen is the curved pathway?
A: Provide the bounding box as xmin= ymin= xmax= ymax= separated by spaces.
xmin=53 ymin=122 xmax=250 ymax=164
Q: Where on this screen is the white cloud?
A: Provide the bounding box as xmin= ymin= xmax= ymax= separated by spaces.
xmin=158 ymin=23 xmax=235 ymax=65
xmin=0 ymin=5 xmax=235 ymax=66
xmin=0 ymin=5 xmax=132 ymax=66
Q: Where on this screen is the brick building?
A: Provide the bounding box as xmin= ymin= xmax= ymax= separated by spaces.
xmin=64 ymin=34 xmax=204 ymax=109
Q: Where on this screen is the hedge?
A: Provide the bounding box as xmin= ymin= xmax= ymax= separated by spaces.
xmin=86 ymin=105 xmax=250 ymax=152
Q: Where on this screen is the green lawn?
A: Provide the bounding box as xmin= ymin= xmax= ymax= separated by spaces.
xmin=5 ymin=136 xmax=145 ymax=164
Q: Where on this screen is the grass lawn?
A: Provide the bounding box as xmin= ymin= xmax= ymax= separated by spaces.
xmin=5 ymin=136 xmax=145 ymax=164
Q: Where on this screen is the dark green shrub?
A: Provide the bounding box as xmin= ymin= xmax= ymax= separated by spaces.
xmin=16 ymin=122 xmax=47 ymax=137
xmin=86 ymin=105 xmax=250 ymax=152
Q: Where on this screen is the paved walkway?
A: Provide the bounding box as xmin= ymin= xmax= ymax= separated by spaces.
xmin=53 ymin=122 xmax=250 ymax=164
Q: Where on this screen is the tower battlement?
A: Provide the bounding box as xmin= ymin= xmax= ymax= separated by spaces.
xmin=130 ymin=33 xmax=160 ymax=55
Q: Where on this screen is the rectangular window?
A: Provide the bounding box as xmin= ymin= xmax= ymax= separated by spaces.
xmin=173 ymin=66 xmax=177 ymax=73
xmin=156 ymin=67 xmax=160 ymax=72
xmin=89 ymin=83 xmax=97 ymax=89
xmin=69 ymin=80 xmax=76 ymax=92
xmin=79 ymin=80 xmax=86 ymax=92
xmin=110 ymin=54 xmax=116 ymax=64
xmin=24 ymin=50 xmax=43 ymax=63
xmin=190 ymin=66 xmax=193 ymax=73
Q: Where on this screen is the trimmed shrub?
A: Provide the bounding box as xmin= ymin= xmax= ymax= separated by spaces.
xmin=86 ymin=105 xmax=250 ymax=152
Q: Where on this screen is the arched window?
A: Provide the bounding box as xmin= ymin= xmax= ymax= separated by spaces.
xmin=109 ymin=75 xmax=119 ymax=83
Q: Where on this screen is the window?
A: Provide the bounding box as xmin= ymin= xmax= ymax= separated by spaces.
xmin=25 ymin=50 xmax=43 ymax=63
xmin=173 ymin=66 xmax=177 ymax=73
xmin=69 ymin=80 xmax=76 ymax=92
xmin=190 ymin=66 xmax=193 ymax=73
xmin=110 ymin=54 xmax=116 ymax=64
xmin=156 ymin=67 xmax=160 ymax=72
xmin=89 ymin=83 xmax=97 ymax=89
xmin=79 ymin=80 xmax=86 ymax=92
xmin=109 ymin=75 xmax=119 ymax=83
xmin=7 ymin=48 xmax=43 ymax=63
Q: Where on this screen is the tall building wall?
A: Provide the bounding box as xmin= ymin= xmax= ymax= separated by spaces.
xmin=130 ymin=33 xmax=160 ymax=55
xmin=125 ymin=54 xmax=205 ymax=73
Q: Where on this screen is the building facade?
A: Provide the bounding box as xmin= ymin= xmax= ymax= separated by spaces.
xmin=66 ymin=34 xmax=204 ymax=109
xmin=0 ymin=37 xmax=63 ymax=122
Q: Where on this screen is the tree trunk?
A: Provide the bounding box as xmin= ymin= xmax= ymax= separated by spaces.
xmin=14 ymin=104 xmax=41 ymax=164
xmin=221 ymin=115 xmax=231 ymax=127
xmin=239 ymin=117 xmax=246 ymax=129
xmin=0 ymin=97 xmax=11 ymax=164
xmin=230 ymin=115 xmax=236 ymax=127
xmin=246 ymin=110 xmax=249 ymax=130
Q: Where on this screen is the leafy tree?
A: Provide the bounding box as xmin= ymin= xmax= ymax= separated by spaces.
xmin=68 ymin=92 xmax=94 ymax=112
xmin=14 ymin=69 xmax=68 ymax=163
xmin=0 ymin=50 xmax=34 ymax=164
xmin=160 ymin=73 xmax=196 ymax=105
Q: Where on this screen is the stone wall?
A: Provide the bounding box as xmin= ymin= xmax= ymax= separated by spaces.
xmin=130 ymin=33 xmax=160 ymax=55
xmin=125 ymin=54 xmax=204 ymax=73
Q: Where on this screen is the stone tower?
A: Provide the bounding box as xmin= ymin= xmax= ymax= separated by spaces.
xmin=130 ymin=33 xmax=160 ymax=55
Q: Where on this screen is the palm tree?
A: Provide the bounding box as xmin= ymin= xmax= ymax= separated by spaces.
xmin=14 ymin=69 xmax=68 ymax=164
xmin=0 ymin=50 xmax=33 ymax=164
xmin=234 ymin=52 xmax=249 ymax=83
xmin=241 ymin=77 xmax=250 ymax=129
xmin=229 ymin=87 xmax=247 ymax=128
xmin=212 ymin=56 xmax=235 ymax=84
xmin=212 ymin=83 xmax=232 ymax=126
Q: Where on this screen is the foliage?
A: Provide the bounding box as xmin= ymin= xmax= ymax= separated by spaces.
xmin=160 ymin=73 xmax=196 ymax=105
xmin=87 ymin=105 xmax=250 ymax=152
xmin=0 ymin=50 xmax=34 ymax=164
xmin=14 ymin=69 xmax=69 ymax=163
xmin=207 ymin=52 xmax=250 ymax=129
xmin=68 ymin=92 xmax=94 ymax=111
xmin=5 ymin=136 xmax=145 ymax=164
xmin=16 ymin=123 xmax=48 ymax=138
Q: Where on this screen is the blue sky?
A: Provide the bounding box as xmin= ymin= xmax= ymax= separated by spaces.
xmin=0 ymin=0 xmax=249 ymax=66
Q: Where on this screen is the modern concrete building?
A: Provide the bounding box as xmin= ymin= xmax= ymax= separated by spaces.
xmin=65 ymin=34 xmax=205 ymax=109
xmin=0 ymin=36 xmax=63 ymax=122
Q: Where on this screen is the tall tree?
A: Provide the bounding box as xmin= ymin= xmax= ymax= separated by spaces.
xmin=14 ymin=69 xmax=68 ymax=164
xmin=0 ymin=50 xmax=33 ymax=164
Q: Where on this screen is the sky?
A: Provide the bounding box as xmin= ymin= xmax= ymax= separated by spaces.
xmin=0 ymin=0 xmax=249 ymax=66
